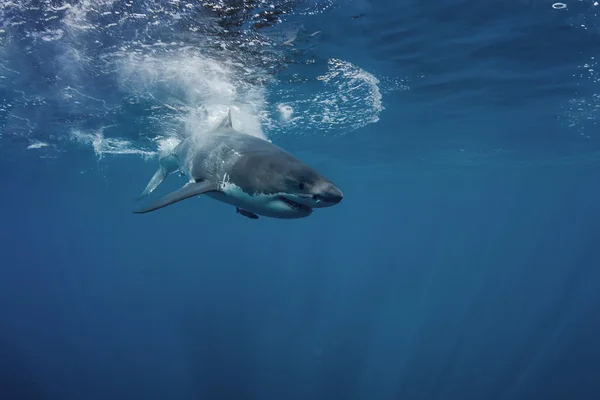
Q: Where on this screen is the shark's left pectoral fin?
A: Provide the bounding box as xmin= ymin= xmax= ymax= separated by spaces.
xmin=133 ymin=181 xmax=218 ymax=214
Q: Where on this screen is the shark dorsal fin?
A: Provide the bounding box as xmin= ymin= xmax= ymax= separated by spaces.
xmin=215 ymin=109 xmax=233 ymax=131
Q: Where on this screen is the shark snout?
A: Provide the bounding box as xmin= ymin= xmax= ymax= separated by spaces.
xmin=314 ymin=184 xmax=343 ymax=206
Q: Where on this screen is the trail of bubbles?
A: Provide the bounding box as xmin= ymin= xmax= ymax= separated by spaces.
xmin=561 ymin=1 xmax=600 ymax=140
xmin=268 ymin=58 xmax=405 ymax=137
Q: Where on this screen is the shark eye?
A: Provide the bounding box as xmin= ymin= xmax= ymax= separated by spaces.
xmin=298 ymin=183 xmax=305 ymax=190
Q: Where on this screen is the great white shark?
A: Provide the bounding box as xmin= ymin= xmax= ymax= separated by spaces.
xmin=133 ymin=110 xmax=343 ymax=219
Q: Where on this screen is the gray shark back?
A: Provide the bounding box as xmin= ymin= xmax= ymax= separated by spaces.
xmin=180 ymin=129 xmax=322 ymax=196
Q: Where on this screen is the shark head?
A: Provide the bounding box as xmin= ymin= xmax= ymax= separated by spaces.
xmin=222 ymin=143 xmax=343 ymax=219
xmin=277 ymin=166 xmax=344 ymax=213
xmin=219 ymin=171 xmax=343 ymax=219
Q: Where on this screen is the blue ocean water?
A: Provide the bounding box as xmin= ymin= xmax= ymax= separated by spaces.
xmin=2 ymin=0 xmax=600 ymax=398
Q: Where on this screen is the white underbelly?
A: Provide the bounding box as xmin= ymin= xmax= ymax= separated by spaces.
xmin=205 ymin=186 xmax=304 ymax=219
xmin=206 ymin=191 xmax=254 ymax=209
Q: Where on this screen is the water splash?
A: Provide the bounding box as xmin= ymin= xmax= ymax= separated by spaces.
xmin=0 ymin=0 xmax=400 ymax=160
xmin=70 ymin=127 xmax=156 ymax=159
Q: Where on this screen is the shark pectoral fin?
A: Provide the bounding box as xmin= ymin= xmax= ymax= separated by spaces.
xmin=133 ymin=181 xmax=218 ymax=214
xmin=137 ymin=154 xmax=180 ymax=200
xmin=137 ymin=166 xmax=166 ymax=200
xmin=236 ymin=207 xmax=259 ymax=219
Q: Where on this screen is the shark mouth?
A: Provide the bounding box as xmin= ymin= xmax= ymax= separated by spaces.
xmin=280 ymin=196 xmax=311 ymax=213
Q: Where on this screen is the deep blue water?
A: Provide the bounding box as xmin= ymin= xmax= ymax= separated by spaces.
xmin=2 ymin=0 xmax=600 ymax=399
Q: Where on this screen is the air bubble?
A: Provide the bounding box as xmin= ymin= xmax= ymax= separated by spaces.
xmin=552 ymin=3 xmax=567 ymax=9
xmin=277 ymin=104 xmax=294 ymax=122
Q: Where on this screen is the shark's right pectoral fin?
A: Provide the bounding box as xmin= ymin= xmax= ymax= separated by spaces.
xmin=133 ymin=181 xmax=218 ymax=214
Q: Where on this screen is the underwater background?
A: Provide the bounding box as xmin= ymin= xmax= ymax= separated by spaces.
xmin=1 ymin=0 xmax=600 ymax=399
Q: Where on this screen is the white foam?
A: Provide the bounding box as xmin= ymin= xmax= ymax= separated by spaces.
xmin=154 ymin=136 xmax=181 ymax=159
xmin=27 ymin=141 xmax=49 ymax=150
xmin=70 ymin=128 xmax=156 ymax=159
xmin=117 ymin=49 xmax=268 ymax=141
